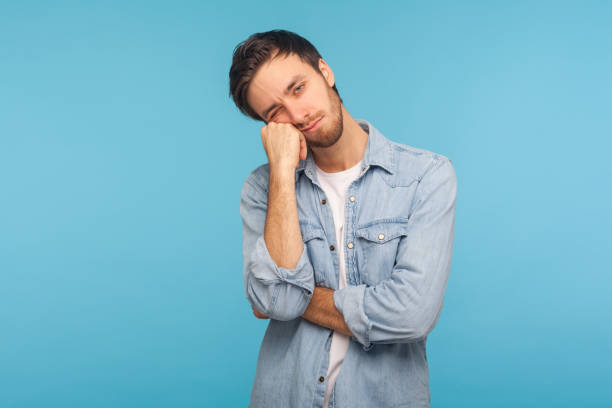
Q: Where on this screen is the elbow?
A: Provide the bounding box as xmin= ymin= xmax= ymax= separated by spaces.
xmin=407 ymin=326 xmax=429 ymax=343
xmin=246 ymin=273 xmax=274 ymax=317
xmin=377 ymin=307 xmax=437 ymax=344
xmin=244 ymin=238 xmax=315 ymax=321
xmin=269 ymin=290 xmax=312 ymax=321
xmin=246 ymin=273 xmax=313 ymax=321
xmin=396 ymin=324 xmax=429 ymax=344
xmin=398 ymin=309 xmax=440 ymax=343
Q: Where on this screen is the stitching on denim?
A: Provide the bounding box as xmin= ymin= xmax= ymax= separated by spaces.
xmin=356 ymin=217 xmax=411 ymax=229
xmin=363 ymin=286 xmax=373 ymax=351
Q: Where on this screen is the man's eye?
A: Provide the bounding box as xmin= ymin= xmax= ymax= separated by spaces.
xmin=295 ymin=84 xmax=304 ymax=93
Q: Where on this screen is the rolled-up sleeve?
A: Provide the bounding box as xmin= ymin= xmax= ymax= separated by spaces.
xmin=240 ymin=170 xmax=315 ymax=321
xmin=334 ymin=157 xmax=457 ymax=350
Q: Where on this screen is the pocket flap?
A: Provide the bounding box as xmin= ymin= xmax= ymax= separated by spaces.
xmin=355 ymin=218 xmax=410 ymax=243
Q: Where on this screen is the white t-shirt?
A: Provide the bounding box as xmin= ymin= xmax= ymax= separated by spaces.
xmin=314 ymin=159 xmax=363 ymax=408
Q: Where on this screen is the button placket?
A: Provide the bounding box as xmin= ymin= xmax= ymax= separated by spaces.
xmin=346 ymin=187 xmax=358 ymax=284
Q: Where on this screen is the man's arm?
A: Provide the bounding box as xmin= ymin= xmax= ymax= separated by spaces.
xmin=252 ymin=286 xmax=354 ymax=337
xmin=261 ymin=121 xmax=308 ymax=271
xmin=264 ymin=166 xmax=303 ymax=270
xmin=252 ymin=286 xmax=355 ymax=337
xmin=241 ymin=122 xmax=313 ymax=321
xmin=333 ymin=156 xmax=457 ymax=351
xmin=241 ymin=173 xmax=314 ymax=321
xmin=300 ymin=286 xmax=354 ymax=337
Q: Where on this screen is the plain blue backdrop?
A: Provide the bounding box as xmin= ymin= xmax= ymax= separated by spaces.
xmin=1 ymin=1 xmax=611 ymax=407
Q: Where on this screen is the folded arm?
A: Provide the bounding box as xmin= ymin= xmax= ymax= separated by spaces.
xmin=300 ymin=286 xmax=354 ymax=337
xmin=333 ymin=157 xmax=458 ymax=351
xmin=240 ymin=166 xmax=314 ymax=321
xmin=251 ymin=285 xmax=355 ymax=338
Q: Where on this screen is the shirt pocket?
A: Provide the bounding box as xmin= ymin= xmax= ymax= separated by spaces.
xmin=300 ymin=221 xmax=331 ymax=286
xmin=354 ymin=218 xmax=410 ymax=286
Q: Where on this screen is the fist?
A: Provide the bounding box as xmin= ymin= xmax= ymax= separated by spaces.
xmin=260 ymin=122 xmax=307 ymax=170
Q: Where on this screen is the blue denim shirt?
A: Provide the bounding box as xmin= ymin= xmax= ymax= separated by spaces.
xmin=240 ymin=119 xmax=457 ymax=408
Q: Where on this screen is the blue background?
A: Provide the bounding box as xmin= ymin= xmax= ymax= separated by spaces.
xmin=1 ymin=1 xmax=611 ymax=407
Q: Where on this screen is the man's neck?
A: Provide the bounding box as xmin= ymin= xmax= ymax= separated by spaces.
xmin=310 ymin=105 xmax=369 ymax=173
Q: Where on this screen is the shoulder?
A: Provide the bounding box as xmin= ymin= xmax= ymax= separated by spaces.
xmin=244 ymin=163 xmax=271 ymax=186
xmin=241 ymin=163 xmax=271 ymax=198
xmin=387 ymin=138 xmax=455 ymax=185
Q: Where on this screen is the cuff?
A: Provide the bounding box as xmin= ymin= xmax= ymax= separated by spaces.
xmin=254 ymin=235 xmax=314 ymax=294
xmin=333 ymin=284 xmax=373 ymax=351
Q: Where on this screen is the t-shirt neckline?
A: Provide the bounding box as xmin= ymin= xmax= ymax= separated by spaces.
xmin=315 ymin=159 xmax=363 ymax=178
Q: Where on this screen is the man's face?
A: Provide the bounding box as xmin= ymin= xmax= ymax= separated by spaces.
xmin=246 ymin=51 xmax=343 ymax=148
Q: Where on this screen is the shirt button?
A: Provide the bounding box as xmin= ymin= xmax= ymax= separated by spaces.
xmin=349 ymin=195 xmax=355 ymax=202
xmin=329 ymin=245 xmax=335 ymax=251
xmin=321 ymin=199 xmax=327 ymax=205
xmin=347 ymin=242 xmax=354 ymax=249
xmin=319 ymin=376 xmax=325 ymax=383
xmin=378 ymin=233 xmax=385 ymax=240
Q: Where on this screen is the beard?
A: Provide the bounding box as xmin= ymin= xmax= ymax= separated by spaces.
xmin=304 ymin=87 xmax=343 ymax=148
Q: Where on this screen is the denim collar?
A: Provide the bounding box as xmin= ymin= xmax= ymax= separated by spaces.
xmin=296 ymin=119 xmax=395 ymax=181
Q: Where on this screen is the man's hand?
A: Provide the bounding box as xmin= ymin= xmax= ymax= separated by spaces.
xmin=252 ymin=305 xmax=270 ymax=319
xmin=261 ymin=122 xmax=307 ymax=171
xmin=302 ymin=286 xmax=354 ymax=337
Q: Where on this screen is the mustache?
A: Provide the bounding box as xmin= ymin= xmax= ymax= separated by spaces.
xmin=299 ymin=114 xmax=323 ymax=131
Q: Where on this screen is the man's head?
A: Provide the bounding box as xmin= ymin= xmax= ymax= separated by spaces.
xmin=229 ymin=29 xmax=345 ymax=148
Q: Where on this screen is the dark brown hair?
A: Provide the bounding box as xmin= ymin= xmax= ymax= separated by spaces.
xmin=229 ymin=29 xmax=342 ymax=121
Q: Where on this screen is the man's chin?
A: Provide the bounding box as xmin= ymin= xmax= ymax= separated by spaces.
xmin=305 ymin=111 xmax=343 ymax=148
xmin=307 ymin=133 xmax=339 ymax=148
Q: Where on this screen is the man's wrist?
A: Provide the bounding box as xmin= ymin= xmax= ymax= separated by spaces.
xmin=269 ymin=163 xmax=296 ymax=180
xmin=301 ymin=286 xmax=354 ymax=337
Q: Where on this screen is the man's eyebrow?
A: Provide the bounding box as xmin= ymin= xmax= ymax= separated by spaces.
xmin=261 ymin=74 xmax=306 ymax=120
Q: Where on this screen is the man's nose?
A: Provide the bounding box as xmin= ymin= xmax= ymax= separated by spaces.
xmin=285 ymin=104 xmax=309 ymax=126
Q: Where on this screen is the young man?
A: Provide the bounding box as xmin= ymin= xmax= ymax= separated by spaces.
xmin=229 ymin=29 xmax=457 ymax=408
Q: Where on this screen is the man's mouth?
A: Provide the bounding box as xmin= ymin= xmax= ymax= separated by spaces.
xmin=301 ymin=116 xmax=323 ymax=133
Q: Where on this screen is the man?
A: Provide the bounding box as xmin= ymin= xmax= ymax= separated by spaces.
xmin=229 ymin=29 xmax=457 ymax=408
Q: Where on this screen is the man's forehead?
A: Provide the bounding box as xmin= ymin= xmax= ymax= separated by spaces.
xmin=254 ymin=54 xmax=311 ymax=89
xmin=247 ymin=54 xmax=314 ymax=114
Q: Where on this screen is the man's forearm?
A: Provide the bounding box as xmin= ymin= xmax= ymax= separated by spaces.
xmin=301 ymin=286 xmax=354 ymax=337
xmin=264 ymin=166 xmax=303 ymax=269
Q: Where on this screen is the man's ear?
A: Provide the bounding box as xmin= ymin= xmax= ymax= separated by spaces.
xmin=318 ymin=58 xmax=335 ymax=87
